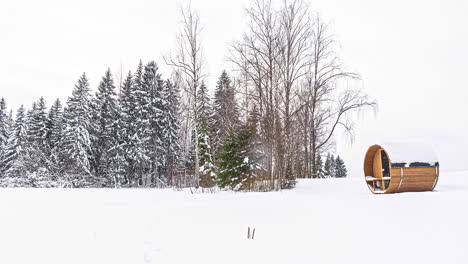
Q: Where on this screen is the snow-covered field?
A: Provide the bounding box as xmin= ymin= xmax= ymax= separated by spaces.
xmin=0 ymin=171 xmax=466 ymax=264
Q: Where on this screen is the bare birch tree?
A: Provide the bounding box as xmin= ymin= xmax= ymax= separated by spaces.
xmin=295 ymin=15 xmax=377 ymax=178
xmin=230 ymin=0 xmax=376 ymax=184
xmin=276 ymin=0 xmax=312 ymax=184
xmin=165 ymin=3 xmax=206 ymax=188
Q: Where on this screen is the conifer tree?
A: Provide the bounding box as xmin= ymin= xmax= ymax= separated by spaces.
xmin=0 ymin=98 xmax=8 ymax=151
xmin=198 ymin=120 xmax=215 ymax=187
xmin=194 ymin=81 xmax=215 ymax=187
xmin=90 ymin=68 xmax=118 ymax=180
xmin=216 ymin=125 xmax=262 ymax=190
xmin=108 ymin=101 xmax=127 ymax=186
xmin=211 ymin=70 xmax=239 ymax=158
xmin=47 ymin=99 xmax=63 ymax=149
xmin=29 ymin=97 xmax=49 ymax=146
xmin=128 ymin=61 xmax=150 ymax=186
xmin=62 ymin=73 xmax=93 ymax=176
xmin=0 ymin=98 xmax=10 ymax=171
xmin=334 ymin=155 xmax=347 ymax=178
xmin=46 ymin=98 xmax=64 ymax=173
xmin=196 ymin=81 xmax=211 ymax=125
xmin=330 ymin=154 xmax=336 ymax=178
xmin=162 ymin=80 xmax=181 ymax=185
xmin=316 ymin=154 xmax=325 ymax=178
xmin=324 ymin=153 xmax=332 ymax=178
xmin=1 ymin=105 xmax=28 ymax=176
xmin=118 ymin=71 xmax=136 ymax=184
xmin=142 ymin=61 xmax=165 ymax=184
xmin=25 ymin=97 xmax=50 ymax=172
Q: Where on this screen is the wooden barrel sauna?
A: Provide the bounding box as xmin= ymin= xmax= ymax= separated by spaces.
xmin=363 ymin=142 xmax=440 ymax=194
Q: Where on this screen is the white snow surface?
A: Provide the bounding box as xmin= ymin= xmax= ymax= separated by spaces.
xmin=382 ymin=141 xmax=439 ymax=166
xmin=0 ymin=170 xmax=467 ymax=264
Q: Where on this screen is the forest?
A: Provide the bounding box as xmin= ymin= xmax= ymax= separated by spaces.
xmin=0 ymin=0 xmax=375 ymax=189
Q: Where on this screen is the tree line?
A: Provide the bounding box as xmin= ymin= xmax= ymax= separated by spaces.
xmin=0 ymin=0 xmax=374 ymax=189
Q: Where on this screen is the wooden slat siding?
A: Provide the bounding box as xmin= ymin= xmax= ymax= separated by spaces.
xmin=385 ymin=168 xmax=402 ymax=193
xmin=396 ymin=167 xmax=438 ymax=193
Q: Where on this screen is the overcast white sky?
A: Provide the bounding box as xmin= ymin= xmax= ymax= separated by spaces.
xmin=1 ymin=0 xmax=467 ymax=177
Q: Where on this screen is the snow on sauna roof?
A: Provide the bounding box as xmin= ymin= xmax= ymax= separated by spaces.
xmin=382 ymin=141 xmax=439 ymax=168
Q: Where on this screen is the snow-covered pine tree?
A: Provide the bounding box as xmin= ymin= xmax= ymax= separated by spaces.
xmin=118 ymin=71 xmax=136 ymax=184
xmin=128 ymin=60 xmax=150 ymax=186
xmin=216 ymin=125 xmax=262 ymax=190
xmin=162 ymin=80 xmax=181 ymax=185
xmin=198 ymin=119 xmax=215 ymax=187
xmin=30 ymin=97 xmax=49 ymax=145
xmin=324 ymin=153 xmax=332 ymax=178
xmin=46 ymin=98 xmax=64 ymax=173
xmin=25 ymin=97 xmax=49 ymax=172
xmin=108 ymin=99 xmax=127 ymax=187
xmin=1 ymin=105 xmax=28 ymax=176
xmin=196 ymin=81 xmax=211 ymax=126
xmin=316 ymin=154 xmax=325 ymax=178
xmin=47 ymin=99 xmax=64 ymax=150
xmin=194 ymin=81 xmax=215 ymax=187
xmin=0 ymin=98 xmax=8 ymax=152
xmin=0 ymin=98 xmax=10 ymax=171
xmin=330 ymin=154 xmax=336 ymax=178
xmin=211 ymin=70 xmax=239 ymax=159
xmin=142 ymin=61 xmax=165 ymax=185
xmin=152 ymin=63 xmax=167 ymax=184
xmin=90 ymin=68 xmax=118 ymax=183
xmin=334 ymin=155 xmax=347 ymax=178
xmin=62 ymin=73 xmax=93 ymax=177
xmin=7 ymin=110 xmax=13 ymax=130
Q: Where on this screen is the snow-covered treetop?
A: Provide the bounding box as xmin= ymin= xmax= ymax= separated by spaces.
xmin=381 ymin=141 xmax=439 ymax=167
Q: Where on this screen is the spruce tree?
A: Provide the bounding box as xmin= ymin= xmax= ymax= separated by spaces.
xmin=118 ymin=71 xmax=136 ymax=184
xmin=142 ymin=61 xmax=165 ymax=184
xmin=46 ymin=98 xmax=64 ymax=173
xmin=28 ymin=97 xmax=49 ymax=147
xmin=195 ymin=81 xmax=215 ymax=187
xmin=334 ymin=156 xmax=347 ymax=178
xmin=129 ymin=61 xmax=150 ymax=186
xmin=26 ymin=97 xmax=49 ymax=172
xmin=198 ymin=120 xmax=215 ymax=187
xmin=90 ymin=68 xmax=118 ymax=181
xmin=62 ymin=73 xmax=93 ymax=176
xmin=0 ymin=98 xmax=9 ymax=170
xmin=316 ymin=154 xmax=325 ymax=178
xmin=108 ymin=101 xmax=127 ymax=187
xmin=211 ymin=70 xmax=239 ymax=158
xmin=47 ymin=99 xmax=64 ymax=150
xmin=216 ymin=125 xmax=262 ymax=190
xmin=0 ymin=98 xmax=8 ymax=151
xmin=196 ymin=81 xmax=211 ymax=125
xmin=324 ymin=153 xmax=332 ymax=178
xmin=330 ymin=154 xmax=336 ymax=178
xmin=1 ymin=105 xmax=28 ymax=176
xmin=162 ymin=80 xmax=181 ymax=185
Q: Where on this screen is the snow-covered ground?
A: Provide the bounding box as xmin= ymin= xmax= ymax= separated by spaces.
xmin=0 ymin=170 xmax=466 ymax=264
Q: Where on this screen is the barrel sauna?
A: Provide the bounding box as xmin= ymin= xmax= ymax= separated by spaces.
xmin=363 ymin=142 xmax=440 ymax=194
